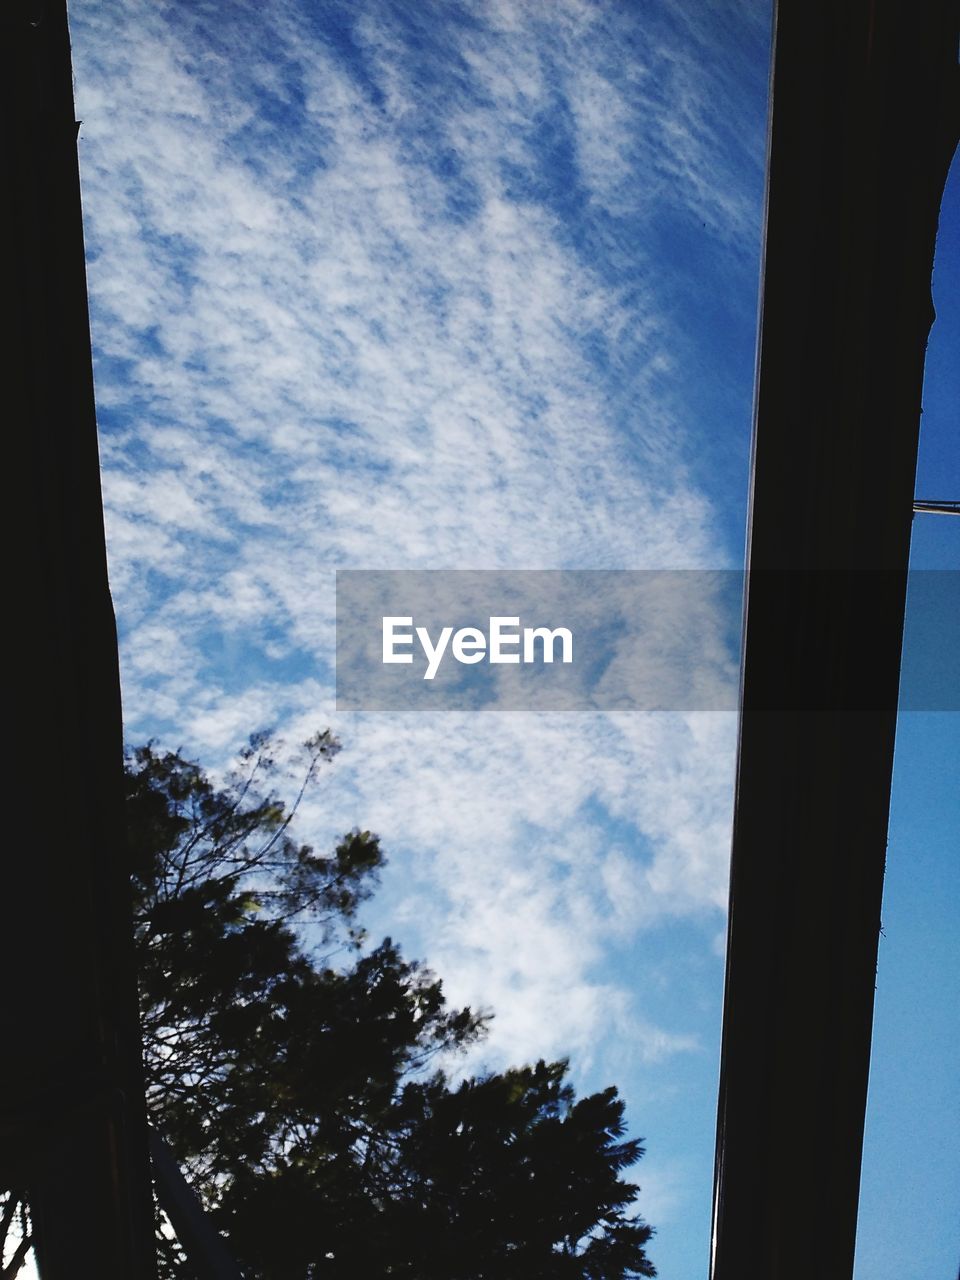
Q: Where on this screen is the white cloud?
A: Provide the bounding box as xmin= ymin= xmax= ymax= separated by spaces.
xmin=70 ymin=0 xmax=762 ymax=1092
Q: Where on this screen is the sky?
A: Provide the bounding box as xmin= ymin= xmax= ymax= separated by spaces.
xmin=854 ymin=151 xmax=959 ymax=1280
xmin=58 ymin=2 xmax=957 ymax=1277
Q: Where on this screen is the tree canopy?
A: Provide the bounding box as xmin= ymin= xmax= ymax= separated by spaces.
xmin=49 ymin=732 xmax=658 ymax=1278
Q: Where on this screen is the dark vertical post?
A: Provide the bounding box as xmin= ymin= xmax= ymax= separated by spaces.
xmin=710 ymin=4 xmax=957 ymax=1279
xmin=149 ymin=1130 xmax=245 ymax=1280
xmin=3 ymin=2 xmax=157 ymax=1276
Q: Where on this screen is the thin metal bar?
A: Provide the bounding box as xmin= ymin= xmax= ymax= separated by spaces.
xmin=913 ymin=499 xmax=960 ymax=515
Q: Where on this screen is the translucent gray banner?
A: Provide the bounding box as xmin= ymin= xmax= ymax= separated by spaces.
xmin=335 ymin=570 xmax=959 ymax=713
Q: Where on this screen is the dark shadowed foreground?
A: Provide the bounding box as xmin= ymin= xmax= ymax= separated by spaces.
xmin=126 ymin=733 xmax=656 ymax=1280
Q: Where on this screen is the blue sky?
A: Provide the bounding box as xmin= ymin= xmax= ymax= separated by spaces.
xmin=855 ymin=151 xmax=959 ymax=1280
xmin=65 ymin=2 xmax=956 ymax=1277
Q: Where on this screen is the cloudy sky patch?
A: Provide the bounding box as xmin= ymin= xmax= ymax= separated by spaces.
xmin=70 ymin=2 xmax=773 ymax=1273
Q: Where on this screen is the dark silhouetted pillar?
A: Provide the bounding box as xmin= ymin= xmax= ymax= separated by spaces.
xmin=4 ymin=2 xmax=157 ymax=1276
xmin=711 ymin=4 xmax=957 ymax=1279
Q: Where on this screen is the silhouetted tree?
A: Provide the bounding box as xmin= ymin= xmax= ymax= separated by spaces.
xmin=125 ymin=733 xmax=657 ymax=1279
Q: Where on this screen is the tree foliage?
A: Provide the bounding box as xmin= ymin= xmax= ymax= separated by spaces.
xmin=125 ymin=734 xmax=656 ymax=1278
